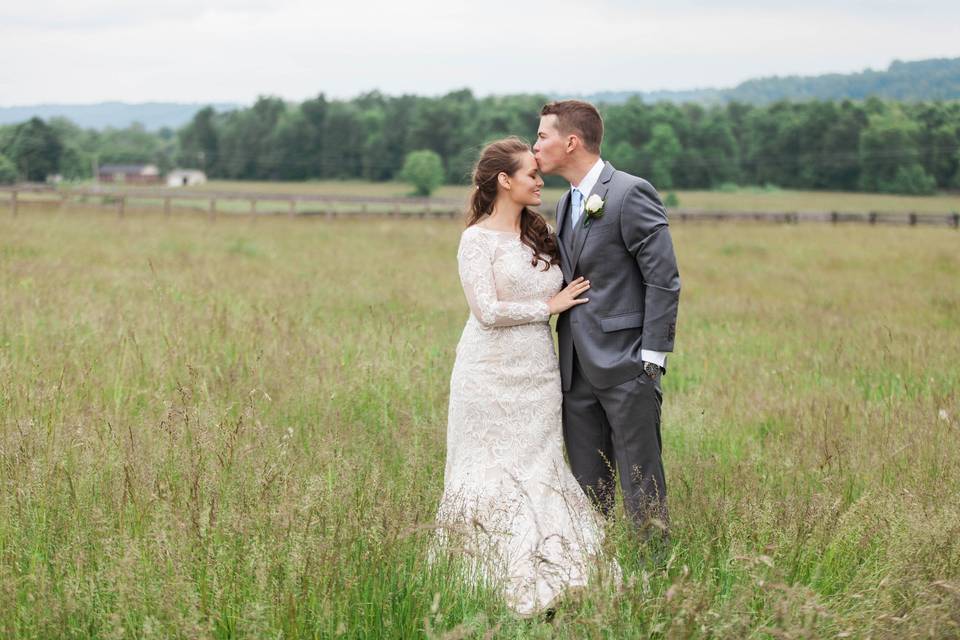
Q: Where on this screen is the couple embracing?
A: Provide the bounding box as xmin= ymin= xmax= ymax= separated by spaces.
xmin=434 ymin=100 xmax=681 ymax=616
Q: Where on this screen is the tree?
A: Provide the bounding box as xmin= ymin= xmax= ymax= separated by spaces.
xmin=642 ymin=123 xmax=681 ymax=189
xmin=58 ymin=145 xmax=91 ymax=180
xmin=94 ymin=123 xmax=169 ymax=168
xmin=4 ymin=92 xmax=956 ymax=194
xmin=954 ymin=148 xmax=960 ymax=188
xmin=683 ymin=112 xmax=740 ymax=188
xmin=217 ymin=96 xmax=286 ymax=179
xmin=408 ymin=89 xmax=477 ymax=182
xmin=177 ymin=106 xmax=219 ymax=172
xmin=927 ymin=123 xmax=959 ymax=187
xmin=0 ymin=154 xmax=16 ymax=184
xmin=268 ymin=109 xmax=314 ymax=180
xmin=606 ymin=141 xmax=642 ymax=176
xmin=400 ymin=150 xmax=444 ymax=196
xmin=888 ymin=164 xmax=936 ymax=195
xmin=320 ymin=102 xmax=364 ymax=179
xmin=815 ymin=101 xmax=867 ymax=190
xmin=4 ymin=117 xmax=62 ymax=181
xmin=300 ymin=94 xmax=329 ymax=178
xmin=859 ymin=108 xmax=936 ymax=194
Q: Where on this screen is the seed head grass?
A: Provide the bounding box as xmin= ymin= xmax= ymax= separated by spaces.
xmin=1 ymin=208 xmax=958 ymax=637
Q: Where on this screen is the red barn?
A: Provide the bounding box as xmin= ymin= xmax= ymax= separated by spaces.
xmin=98 ymin=164 xmax=162 ymax=184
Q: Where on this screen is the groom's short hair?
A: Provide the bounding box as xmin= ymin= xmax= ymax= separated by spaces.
xmin=540 ymin=100 xmax=603 ymax=154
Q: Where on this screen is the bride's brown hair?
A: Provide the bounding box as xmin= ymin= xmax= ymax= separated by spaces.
xmin=465 ymin=137 xmax=560 ymax=271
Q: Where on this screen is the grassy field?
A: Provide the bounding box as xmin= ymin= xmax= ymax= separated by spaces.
xmin=1 ymin=207 xmax=959 ymax=638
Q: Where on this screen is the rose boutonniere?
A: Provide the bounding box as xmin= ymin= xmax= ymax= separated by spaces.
xmin=583 ymin=194 xmax=605 ymax=228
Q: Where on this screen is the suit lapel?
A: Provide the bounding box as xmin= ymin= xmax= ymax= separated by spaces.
xmin=570 ymin=161 xmax=614 ymax=272
xmin=556 ymin=190 xmax=571 ymax=241
xmin=555 ymin=190 xmax=573 ymax=281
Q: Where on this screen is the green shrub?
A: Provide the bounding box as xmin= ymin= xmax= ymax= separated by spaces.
xmin=881 ymin=164 xmax=936 ymax=195
xmin=400 ymin=150 xmax=445 ymax=197
xmin=664 ymin=192 xmax=680 ymax=208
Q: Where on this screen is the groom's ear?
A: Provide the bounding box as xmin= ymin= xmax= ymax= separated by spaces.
xmin=566 ymin=134 xmax=579 ymax=154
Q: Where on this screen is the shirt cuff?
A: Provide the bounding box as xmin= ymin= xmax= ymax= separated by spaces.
xmin=641 ymin=349 xmax=667 ymax=369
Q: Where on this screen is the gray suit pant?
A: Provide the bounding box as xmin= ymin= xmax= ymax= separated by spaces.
xmin=563 ymin=349 xmax=668 ymax=535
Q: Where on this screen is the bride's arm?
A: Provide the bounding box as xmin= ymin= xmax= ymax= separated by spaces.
xmin=458 ymin=231 xmax=550 ymax=328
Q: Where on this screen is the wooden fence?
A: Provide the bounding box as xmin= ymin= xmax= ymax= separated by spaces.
xmin=2 ymin=184 xmax=959 ymax=228
xmin=671 ymin=210 xmax=960 ymax=227
xmin=0 ymin=184 xmax=465 ymax=220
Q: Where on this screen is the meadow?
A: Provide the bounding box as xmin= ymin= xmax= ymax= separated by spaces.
xmin=1 ymin=206 xmax=959 ymax=638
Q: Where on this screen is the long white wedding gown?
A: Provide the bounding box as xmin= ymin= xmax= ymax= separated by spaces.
xmin=434 ymin=224 xmax=618 ymax=616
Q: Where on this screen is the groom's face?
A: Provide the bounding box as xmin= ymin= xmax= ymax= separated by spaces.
xmin=533 ymin=115 xmax=566 ymax=175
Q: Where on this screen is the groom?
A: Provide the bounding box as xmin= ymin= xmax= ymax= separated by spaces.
xmin=533 ymin=100 xmax=680 ymax=539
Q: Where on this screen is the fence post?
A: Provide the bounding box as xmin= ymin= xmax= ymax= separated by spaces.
xmin=208 ymin=198 xmax=216 ymax=222
xmin=117 ymin=195 xmax=126 ymax=218
xmin=288 ymin=199 xmax=296 ymax=217
xmin=249 ymin=199 xmax=256 ymax=220
xmin=952 ymin=212 xmax=959 ymax=229
xmin=164 ymin=197 xmax=171 ymax=218
xmin=830 ymin=211 xmax=838 ymax=224
xmin=11 ymin=189 xmax=18 ymax=217
xmin=909 ymin=212 xmax=917 ymax=226
xmin=869 ymin=211 xmax=877 ymax=225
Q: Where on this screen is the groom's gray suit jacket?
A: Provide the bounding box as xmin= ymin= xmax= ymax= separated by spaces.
xmin=556 ymin=161 xmax=680 ymax=391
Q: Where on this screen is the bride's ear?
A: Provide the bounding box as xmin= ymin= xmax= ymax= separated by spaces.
xmin=497 ymin=172 xmax=510 ymax=190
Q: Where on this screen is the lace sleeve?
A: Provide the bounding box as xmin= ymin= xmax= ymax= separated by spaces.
xmin=458 ymin=230 xmax=550 ymax=328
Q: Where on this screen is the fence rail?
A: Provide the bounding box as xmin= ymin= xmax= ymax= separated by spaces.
xmin=672 ymin=209 xmax=960 ymax=227
xmin=2 ymin=184 xmax=959 ymax=228
xmin=0 ymin=184 xmax=466 ymax=219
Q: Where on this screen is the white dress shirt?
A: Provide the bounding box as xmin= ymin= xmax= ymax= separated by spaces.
xmin=570 ymin=157 xmax=605 ymax=225
xmin=571 ymin=157 xmax=667 ymax=370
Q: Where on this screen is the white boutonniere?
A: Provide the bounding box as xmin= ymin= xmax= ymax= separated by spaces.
xmin=583 ymin=194 xmax=605 ymax=228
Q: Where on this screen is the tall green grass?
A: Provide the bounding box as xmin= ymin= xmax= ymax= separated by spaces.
xmin=1 ymin=208 xmax=958 ymax=638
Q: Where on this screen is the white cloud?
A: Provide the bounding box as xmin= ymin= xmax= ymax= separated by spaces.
xmin=0 ymin=0 xmax=957 ymax=104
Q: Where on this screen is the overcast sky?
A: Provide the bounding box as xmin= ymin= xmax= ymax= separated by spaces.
xmin=1 ymin=0 xmax=958 ymax=105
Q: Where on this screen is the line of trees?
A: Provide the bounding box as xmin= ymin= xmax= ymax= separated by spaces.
xmin=2 ymin=90 xmax=959 ymax=195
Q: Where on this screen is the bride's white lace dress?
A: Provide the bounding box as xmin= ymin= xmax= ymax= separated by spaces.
xmin=435 ymin=224 xmax=618 ymax=616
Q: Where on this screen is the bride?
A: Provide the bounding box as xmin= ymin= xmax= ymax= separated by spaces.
xmin=434 ymin=137 xmax=619 ymax=616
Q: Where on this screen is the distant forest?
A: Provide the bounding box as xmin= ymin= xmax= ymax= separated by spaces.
xmin=2 ymin=90 xmax=960 ymax=195
xmin=586 ymin=57 xmax=960 ymax=105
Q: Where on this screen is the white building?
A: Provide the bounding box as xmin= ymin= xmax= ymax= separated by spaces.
xmin=166 ymin=169 xmax=207 ymax=187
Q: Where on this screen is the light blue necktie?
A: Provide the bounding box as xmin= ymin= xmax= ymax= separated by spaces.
xmin=570 ymin=188 xmax=584 ymax=229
